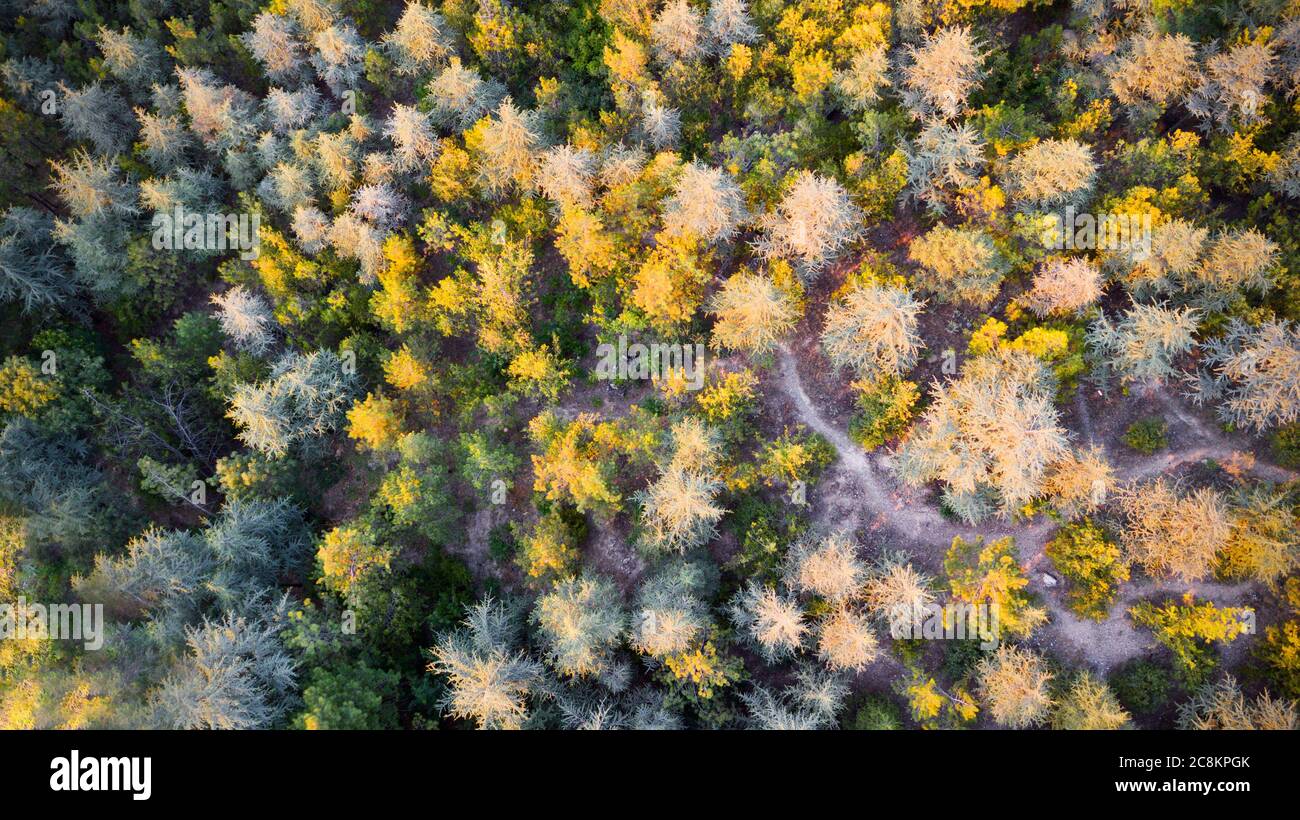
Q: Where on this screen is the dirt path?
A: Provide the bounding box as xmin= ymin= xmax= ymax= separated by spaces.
xmin=771 ymin=344 xmax=1293 ymax=672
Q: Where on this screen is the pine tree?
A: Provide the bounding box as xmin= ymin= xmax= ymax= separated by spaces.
xmin=899 ymin=26 xmax=984 ymax=121
xmin=1187 ymin=319 xmax=1300 ymax=432
xmin=211 ymin=286 xmax=276 ymax=355
xmin=820 ymin=281 xmax=924 ymax=382
xmin=1087 ymin=303 xmax=1199 ymax=386
xmin=651 ymin=0 xmax=706 ymax=65
xmin=241 ymin=12 xmax=308 ymax=84
xmin=728 ymin=580 xmax=807 ymax=661
xmin=663 ymin=162 xmax=747 ymax=243
xmin=1115 ymin=479 xmax=1230 ymax=582
xmin=535 ymin=144 xmax=597 ymax=210
xmin=58 ymin=81 xmax=135 ymax=155
xmin=977 ymin=645 xmax=1054 ymax=729
xmin=705 ymin=0 xmax=759 ymax=54
xmin=1005 ymin=138 xmax=1097 ymax=210
xmin=1187 ymin=41 xmax=1276 ymax=132
xmin=532 ymin=575 xmax=627 ymax=679
xmin=384 ymin=103 xmax=440 ymax=173
xmin=426 ymin=57 xmax=505 ymax=131
xmin=896 ymin=351 xmax=1068 ymax=518
xmin=154 ymin=599 xmax=298 ymax=729
xmin=310 ymin=23 xmax=365 ymax=96
xmin=908 ymin=224 xmax=1007 ymax=307
xmin=902 ymin=121 xmax=985 ymax=213
xmin=754 ymin=170 xmax=862 ymax=279
xmin=0 ymin=207 xmax=72 ymax=312
xmin=96 ymin=26 xmax=165 ymax=88
xmin=477 ymin=98 xmax=541 ymax=195
xmin=707 ymin=271 xmax=799 ymax=353
xmin=383 ymin=2 xmax=453 ymax=77
xmin=1022 ymin=257 xmax=1102 ymax=317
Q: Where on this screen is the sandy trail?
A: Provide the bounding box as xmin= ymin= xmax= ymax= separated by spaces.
xmin=771 ymin=344 xmax=1290 ymax=671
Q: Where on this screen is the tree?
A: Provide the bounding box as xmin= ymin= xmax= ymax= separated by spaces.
xmin=58 ymin=82 xmax=134 ymax=156
xmin=1115 ymin=479 xmax=1229 ymax=583
xmin=1186 ymin=41 xmax=1276 ymax=132
xmin=1005 ymin=139 xmax=1097 ymax=210
xmin=1022 ymin=257 xmax=1102 ymax=318
xmin=1216 ymin=485 xmax=1300 ymax=585
xmin=384 ymin=103 xmax=440 ymax=173
xmin=1044 ymin=519 xmax=1129 ymax=620
xmin=535 ymin=145 xmax=597 ymax=210
xmin=1043 ymin=447 xmax=1115 ymax=520
xmin=311 ymin=23 xmax=365 ymax=96
xmin=903 ymin=121 xmax=985 ymax=214
xmin=896 ymin=351 xmax=1068 ymax=518
xmin=175 ymin=67 xmax=260 ymax=150
xmin=96 ymin=26 xmax=165 ymax=88
xmin=651 ymin=0 xmax=705 ymax=65
xmin=317 ymin=522 xmax=395 ymax=601
xmin=976 ymin=644 xmax=1053 ymax=729
xmin=227 ymin=349 xmax=357 ymax=457
xmin=1108 ymin=32 xmax=1197 ymax=112
xmin=1087 ymin=303 xmax=1199 ymax=386
xmin=211 ymin=286 xmax=276 ymax=356
xmin=631 ymin=561 xmax=711 ymax=659
xmin=475 ymin=98 xmax=541 ymax=195
xmin=532 ymin=574 xmax=627 ymax=679
xmin=346 ymin=393 xmax=404 ymax=451
xmin=783 ymin=532 xmax=866 ymax=603
xmin=707 ymin=271 xmax=799 ymax=353
xmin=899 ymin=26 xmax=984 ymax=122
xmin=383 ymin=2 xmax=453 ymax=77
xmin=294 ymin=662 xmax=399 ymax=729
xmin=728 ymin=580 xmax=806 ymax=661
xmin=815 ymin=604 xmax=878 ymax=672
xmin=0 ymin=207 xmax=71 ymax=311
xmin=944 ymin=536 xmax=1047 ymax=639
xmin=907 ymin=224 xmax=1007 ymax=307
xmin=48 ymin=150 xmax=137 ymax=219
xmin=241 ymin=12 xmax=307 ymax=84
xmin=820 ymin=281 xmax=924 ymax=382
xmin=1051 ymin=672 xmax=1131 ymax=730
xmin=154 ymin=600 xmax=297 ymax=730
xmin=428 ymin=595 xmax=544 ymax=730
xmin=705 ymin=0 xmax=759 ymax=54
xmin=639 ymin=91 xmax=681 ymax=149
xmin=1192 ymin=228 xmax=1279 ymax=300
xmin=662 ymin=162 xmax=747 ymax=243
xmin=1130 ymin=594 xmax=1250 ymax=686
xmin=754 ymin=170 xmax=862 ymax=279
xmin=862 ymin=556 xmax=936 ymax=625
xmin=835 ymin=44 xmax=889 ymax=112
xmin=427 ymin=57 xmax=505 ymax=131
xmin=1188 ymin=319 xmax=1300 ymax=432
xmin=1177 ymin=676 xmax=1297 ymax=730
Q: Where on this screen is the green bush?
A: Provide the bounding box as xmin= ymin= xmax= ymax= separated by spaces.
xmin=842 ymin=694 xmax=903 ymax=730
xmin=1123 ymin=416 xmax=1169 ymax=454
xmin=1109 ymin=659 xmax=1172 ymax=715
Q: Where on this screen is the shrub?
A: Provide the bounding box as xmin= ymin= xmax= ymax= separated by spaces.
xmin=1122 ymin=416 xmax=1168 ymax=454
xmin=1044 ymin=519 xmax=1129 ymax=621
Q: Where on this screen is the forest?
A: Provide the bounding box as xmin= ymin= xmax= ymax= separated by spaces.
xmin=1 ymin=0 xmax=1299 ymax=731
